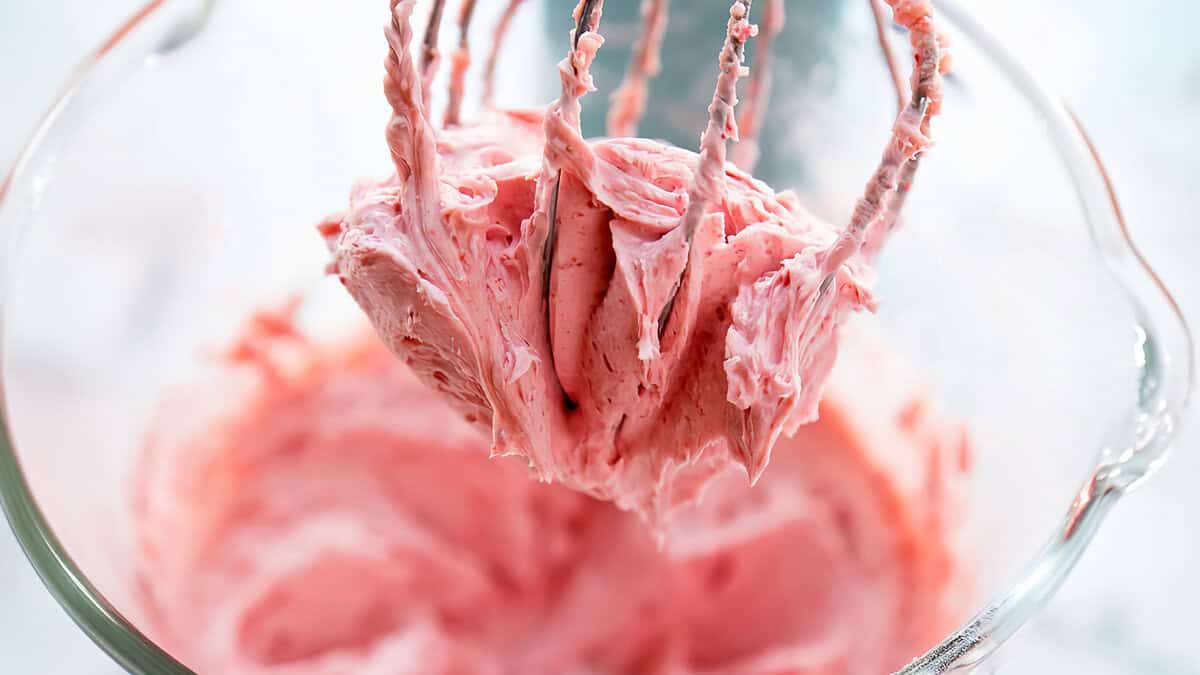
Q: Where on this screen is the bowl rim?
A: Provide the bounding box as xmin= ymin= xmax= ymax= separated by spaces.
xmin=0 ymin=1 xmax=193 ymax=670
xmin=0 ymin=1 xmax=1192 ymax=674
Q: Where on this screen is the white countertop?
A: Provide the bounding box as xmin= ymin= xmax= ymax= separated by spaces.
xmin=1 ymin=1 xmax=1197 ymax=672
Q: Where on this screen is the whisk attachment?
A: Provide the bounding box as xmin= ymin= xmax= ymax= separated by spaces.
xmin=573 ymin=0 xmax=605 ymax=50
xmin=657 ymin=0 xmax=757 ymax=337
xmin=804 ymin=0 xmax=944 ymax=290
xmin=444 ymin=0 xmax=478 ymax=127
xmin=606 ymin=0 xmax=671 ymax=138
xmin=542 ymin=0 xmax=606 ymax=308
xmin=732 ymin=0 xmax=783 ymax=172
xmin=419 ymin=0 xmax=448 ymax=105
xmin=870 ymin=0 xmax=909 ymax=114
xmin=482 ymin=0 xmax=527 ymax=107
xmin=408 ymin=0 xmax=942 ymax=387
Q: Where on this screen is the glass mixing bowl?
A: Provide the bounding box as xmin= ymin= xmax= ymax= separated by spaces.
xmin=0 ymin=0 xmax=1192 ymax=673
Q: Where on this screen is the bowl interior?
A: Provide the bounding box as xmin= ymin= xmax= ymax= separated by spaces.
xmin=0 ymin=0 xmax=1139 ymax=668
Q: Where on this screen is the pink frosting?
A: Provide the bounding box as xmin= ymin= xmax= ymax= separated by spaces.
xmin=133 ymin=312 xmax=968 ymax=675
xmin=323 ymin=0 xmax=891 ymax=526
xmin=129 ymin=3 xmax=967 ymax=672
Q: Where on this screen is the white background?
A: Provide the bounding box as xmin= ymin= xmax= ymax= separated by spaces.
xmin=1 ymin=1 xmax=1198 ymax=673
